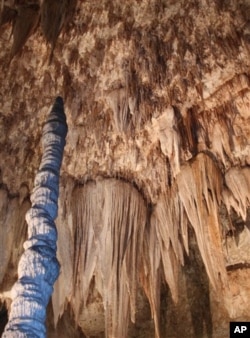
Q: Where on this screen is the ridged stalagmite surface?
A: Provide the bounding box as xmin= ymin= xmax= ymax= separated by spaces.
xmin=2 ymin=97 xmax=67 ymax=337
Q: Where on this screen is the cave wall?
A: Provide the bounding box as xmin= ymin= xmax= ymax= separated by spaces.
xmin=1 ymin=0 xmax=250 ymax=337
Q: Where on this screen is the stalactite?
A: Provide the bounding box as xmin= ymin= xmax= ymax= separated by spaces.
xmin=177 ymin=153 xmax=227 ymax=290
xmin=150 ymin=188 xmax=184 ymax=303
xmin=105 ymin=61 xmax=139 ymax=133
xmin=71 ymin=178 xmax=147 ymax=338
xmin=106 ymin=86 xmax=131 ymax=133
xmin=151 ymin=106 xmax=180 ymax=177
xmin=41 ymin=0 xmax=65 ymax=60
xmin=140 ymin=185 xmax=188 ymax=337
xmin=41 ymin=0 xmax=76 ymax=63
xmin=0 ymin=5 xmax=17 ymax=27
xmin=210 ymin=121 xmax=232 ymax=166
xmin=140 ymin=221 xmax=161 ymax=338
xmin=59 ymin=153 xmax=236 ymax=337
xmin=9 ymin=4 xmax=40 ymax=61
xmin=223 ymin=167 xmax=250 ymax=221
xmin=51 ymin=153 xmax=244 ymax=337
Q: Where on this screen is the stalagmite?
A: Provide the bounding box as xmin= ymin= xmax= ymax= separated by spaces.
xmin=2 ymin=97 xmax=67 ymax=337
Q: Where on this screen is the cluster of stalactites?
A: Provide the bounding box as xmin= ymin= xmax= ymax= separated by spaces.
xmin=1 ymin=154 xmax=248 ymax=336
xmin=70 ymin=179 xmax=147 ymax=338
xmin=0 ymin=0 xmax=77 ymax=62
xmin=51 ymin=154 xmax=249 ymax=337
xmin=141 ymin=153 xmax=228 ymax=337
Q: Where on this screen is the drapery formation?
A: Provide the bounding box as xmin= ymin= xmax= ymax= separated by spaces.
xmin=52 ymin=154 xmax=250 ymax=338
xmin=3 ymin=97 xmax=67 ymax=337
xmin=70 ymin=179 xmax=147 ymax=338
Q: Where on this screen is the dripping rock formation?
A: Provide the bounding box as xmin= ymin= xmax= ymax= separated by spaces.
xmin=0 ymin=0 xmax=250 ymax=337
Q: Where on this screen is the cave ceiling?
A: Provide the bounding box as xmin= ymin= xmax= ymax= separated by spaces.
xmin=0 ymin=0 xmax=250 ymax=196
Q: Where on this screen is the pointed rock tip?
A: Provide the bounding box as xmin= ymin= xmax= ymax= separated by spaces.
xmin=55 ymin=96 xmax=64 ymax=105
xmin=52 ymin=96 xmax=64 ymax=114
xmin=45 ymin=96 xmax=67 ymax=129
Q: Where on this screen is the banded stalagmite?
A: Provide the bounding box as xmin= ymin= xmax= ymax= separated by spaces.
xmin=3 ymin=97 xmax=67 ymax=337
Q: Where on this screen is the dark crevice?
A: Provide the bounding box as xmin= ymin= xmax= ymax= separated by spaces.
xmin=226 ymin=262 xmax=250 ymax=271
xmin=184 ymin=228 xmax=213 ymax=338
xmin=0 ymin=301 xmax=8 ymax=335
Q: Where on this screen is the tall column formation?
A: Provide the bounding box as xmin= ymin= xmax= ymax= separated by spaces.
xmin=3 ymin=97 xmax=68 ymax=337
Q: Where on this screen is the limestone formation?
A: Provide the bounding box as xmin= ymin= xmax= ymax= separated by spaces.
xmin=2 ymin=97 xmax=67 ymax=337
xmin=0 ymin=0 xmax=250 ymax=337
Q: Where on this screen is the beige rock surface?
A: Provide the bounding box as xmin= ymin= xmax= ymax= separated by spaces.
xmin=0 ymin=0 xmax=250 ymax=337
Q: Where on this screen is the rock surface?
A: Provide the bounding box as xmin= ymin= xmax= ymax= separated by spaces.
xmin=0 ymin=0 xmax=250 ymax=337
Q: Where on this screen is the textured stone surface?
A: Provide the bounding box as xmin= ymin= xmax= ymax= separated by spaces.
xmin=0 ymin=0 xmax=250 ymax=337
